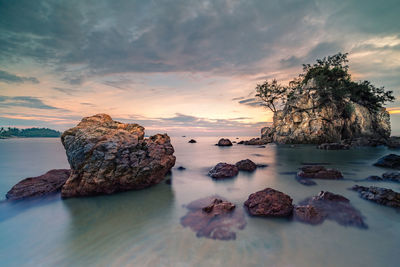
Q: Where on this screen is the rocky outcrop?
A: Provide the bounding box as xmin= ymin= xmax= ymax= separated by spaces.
xmin=259 ymin=80 xmax=390 ymax=144
xmin=217 ymin=138 xmax=232 ymax=146
xmin=244 ymin=188 xmax=293 ymax=217
xmin=235 ymin=159 xmax=257 ymax=172
xmin=60 ymin=114 xmax=176 ymax=198
xmin=297 ymin=165 xmax=343 ymax=179
xmin=351 ymin=185 xmax=400 ymax=208
xmin=208 ymin=163 xmax=238 ymax=179
xmin=6 ymin=169 xmax=70 ymax=200
xmin=374 ymin=154 xmax=400 ymax=169
xmin=180 ymin=196 xmax=246 ymax=240
xmin=294 ymin=191 xmax=367 ymax=228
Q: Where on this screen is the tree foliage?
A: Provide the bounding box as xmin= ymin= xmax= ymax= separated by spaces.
xmin=0 ymin=127 xmax=61 ymax=138
xmin=256 ymin=53 xmax=395 ymax=113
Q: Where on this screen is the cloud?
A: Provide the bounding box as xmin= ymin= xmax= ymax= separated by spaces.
xmin=237 ymin=97 xmax=266 ymax=108
xmin=0 ymin=69 xmax=39 ymax=84
xmin=0 ymin=96 xmax=59 ymax=109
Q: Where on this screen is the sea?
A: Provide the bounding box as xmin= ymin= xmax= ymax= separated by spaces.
xmin=0 ymin=137 xmax=399 ymax=267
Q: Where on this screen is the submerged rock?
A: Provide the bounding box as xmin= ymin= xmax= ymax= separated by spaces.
xmin=295 ymin=176 xmax=317 ymax=186
xmin=6 ymin=169 xmax=70 ymax=200
xmin=180 ymin=196 xmax=246 ymax=241
xmin=61 ymin=114 xmax=176 ymax=198
xmin=235 ymin=159 xmax=257 ymax=172
xmin=297 ymin=165 xmax=343 ymax=179
xmin=317 ymin=143 xmax=350 ymax=150
xmin=188 ymin=139 xmax=197 ymax=143
xmin=208 ymin=163 xmax=239 ymax=179
xmin=294 ymin=191 xmax=367 ymax=228
xmin=374 ymin=154 xmax=400 ymax=169
xmin=351 ymin=185 xmax=400 ymax=208
xmin=217 ymin=138 xmax=233 ymax=146
xmin=244 ymin=188 xmax=293 ymax=217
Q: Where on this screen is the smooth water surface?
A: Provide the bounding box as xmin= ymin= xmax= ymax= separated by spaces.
xmin=0 ymin=137 xmax=400 ymax=267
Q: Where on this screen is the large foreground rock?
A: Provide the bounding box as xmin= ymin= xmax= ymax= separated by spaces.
xmin=180 ymin=196 xmax=246 ymax=240
xmin=297 ymin=165 xmax=343 ymax=179
xmin=294 ymin=191 xmax=367 ymax=228
xmin=244 ymin=188 xmax=293 ymax=217
xmin=351 ymin=185 xmax=400 ymax=208
xmin=61 ymin=114 xmax=176 ymax=197
xmin=208 ymin=163 xmax=239 ymax=179
xmin=6 ymin=169 xmax=70 ymax=200
xmin=374 ymin=154 xmax=400 ymax=169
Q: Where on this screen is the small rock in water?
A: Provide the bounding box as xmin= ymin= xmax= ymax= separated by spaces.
xmin=258 ymin=145 xmax=266 ymax=148
xmin=294 ymin=191 xmax=367 ymax=228
xmin=188 ymin=139 xmax=197 ymax=143
xmin=297 ymin=165 xmax=343 ymax=179
xmin=257 ymin=164 xmax=269 ymax=168
xmin=180 ymin=196 xmax=246 ymax=241
xmin=208 ymin=163 xmax=239 ymax=179
xmin=177 ymin=166 xmax=186 ymax=171
xmin=374 ymin=154 xmax=400 ymax=169
xmin=235 ymin=159 xmax=257 ymax=172
xmin=295 ymin=176 xmax=317 ymax=186
xmin=237 ymin=140 xmax=244 ymax=144
xmin=217 ymin=138 xmax=233 ymax=146
xmin=244 ymin=188 xmax=293 ymax=217
xmin=6 ymin=169 xmax=70 ymax=200
xmin=351 ymin=185 xmax=400 ymax=208
xmin=381 ymin=172 xmax=400 ymax=182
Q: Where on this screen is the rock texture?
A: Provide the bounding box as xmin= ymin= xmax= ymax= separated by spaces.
xmin=60 ymin=114 xmax=176 ymax=197
xmin=374 ymin=154 xmax=400 ymax=169
xmin=180 ymin=196 xmax=246 ymax=240
xmin=235 ymin=159 xmax=257 ymax=172
xmin=351 ymin=185 xmax=400 ymax=208
xmin=6 ymin=169 xmax=70 ymax=200
xmin=244 ymin=188 xmax=293 ymax=217
xmin=259 ymin=80 xmax=390 ymax=144
xmin=297 ymin=165 xmax=343 ymax=179
xmin=217 ymin=138 xmax=232 ymax=146
xmin=294 ymin=191 xmax=367 ymax=228
xmin=366 ymin=172 xmax=400 ymax=183
xmin=208 ymin=163 xmax=239 ymax=179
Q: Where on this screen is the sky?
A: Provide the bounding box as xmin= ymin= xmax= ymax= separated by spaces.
xmin=0 ymin=0 xmax=399 ymax=136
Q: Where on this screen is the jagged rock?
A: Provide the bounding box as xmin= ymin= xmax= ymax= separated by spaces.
xmin=217 ymin=138 xmax=233 ymax=146
xmin=235 ymin=159 xmax=257 ymax=172
xmin=261 ymin=127 xmax=274 ymax=142
xmin=317 ymin=143 xmax=350 ymax=150
xmin=294 ymin=191 xmax=367 ymax=228
xmin=374 ymin=154 xmax=400 ymax=169
xmin=244 ymin=188 xmax=293 ymax=217
xmin=188 ymin=139 xmax=197 ymax=143
xmin=351 ymin=185 xmax=400 ymax=208
xmin=297 ymin=165 xmax=343 ymax=179
xmin=263 ymin=80 xmax=390 ymax=144
xmin=60 ymin=114 xmax=176 ymax=197
xmin=208 ymin=163 xmax=239 ymax=179
xmin=6 ymin=169 xmax=70 ymax=200
xmin=180 ymin=196 xmax=246 ymax=241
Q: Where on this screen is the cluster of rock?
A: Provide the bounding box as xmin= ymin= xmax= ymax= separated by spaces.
xmin=367 ymin=172 xmax=400 ymax=183
xmin=238 ymin=138 xmax=270 ymax=146
xmin=351 ymin=185 xmax=400 ymax=208
xmin=208 ymin=159 xmax=259 ymax=179
xmin=297 ymin=165 xmax=343 ymax=179
xmin=180 ymin=196 xmax=246 ymax=241
xmin=258 ymin=79 xmax=391 ymax=145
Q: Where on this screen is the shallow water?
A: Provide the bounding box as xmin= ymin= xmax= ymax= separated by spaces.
xmin=0 ymin=137 xmax=400 ymax=267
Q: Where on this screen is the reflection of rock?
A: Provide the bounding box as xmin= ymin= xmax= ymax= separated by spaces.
xmin=317 ymin=143 xmax=350 ymax=150
xmin=297 ymin=165 xmax=343 ymax=179
xmin=244 ymin=188 xmax=293 ymax=217
xmin=188 ymin=139 xmax=197 ymax=143
xmin=294 ymin=191 xmax=367 ymax=228
xmin=180 ymin=196 xmax=246 ymax=241
xmin=61 ymin=114 xmax=176 ymax=197
xmin=366 ymin=172 xmax=400 ymax=183
xmin=6 ymin=169 xmax=70 ymax=200
xmin=217 ymin=138 xmax=232 ymax=146
xmin=374 ymin=154 xmax=400 ymax=169
xmin=235 ymin=159 xmax=257 ymax=172
xmin=351 ymin=185 xmax=400 ymax=208
xmin=208 ymin=163 xmax=239 ymax=179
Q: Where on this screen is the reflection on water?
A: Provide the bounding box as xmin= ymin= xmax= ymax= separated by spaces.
xmin=0 ymin=137 xmax=400 ymax=266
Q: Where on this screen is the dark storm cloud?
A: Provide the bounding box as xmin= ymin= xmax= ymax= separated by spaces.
xmin=0 ymin=96 xmax=59 ymax=109
xmin=0 ymin=69 xmax=39 ymax=84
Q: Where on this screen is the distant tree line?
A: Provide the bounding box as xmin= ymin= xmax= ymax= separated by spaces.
xmin=0 ymin=127 xmax=61 ymax=138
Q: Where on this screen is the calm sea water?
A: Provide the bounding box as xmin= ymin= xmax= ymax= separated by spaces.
xmin=0 ymin=137 xmax=400 ymax=267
